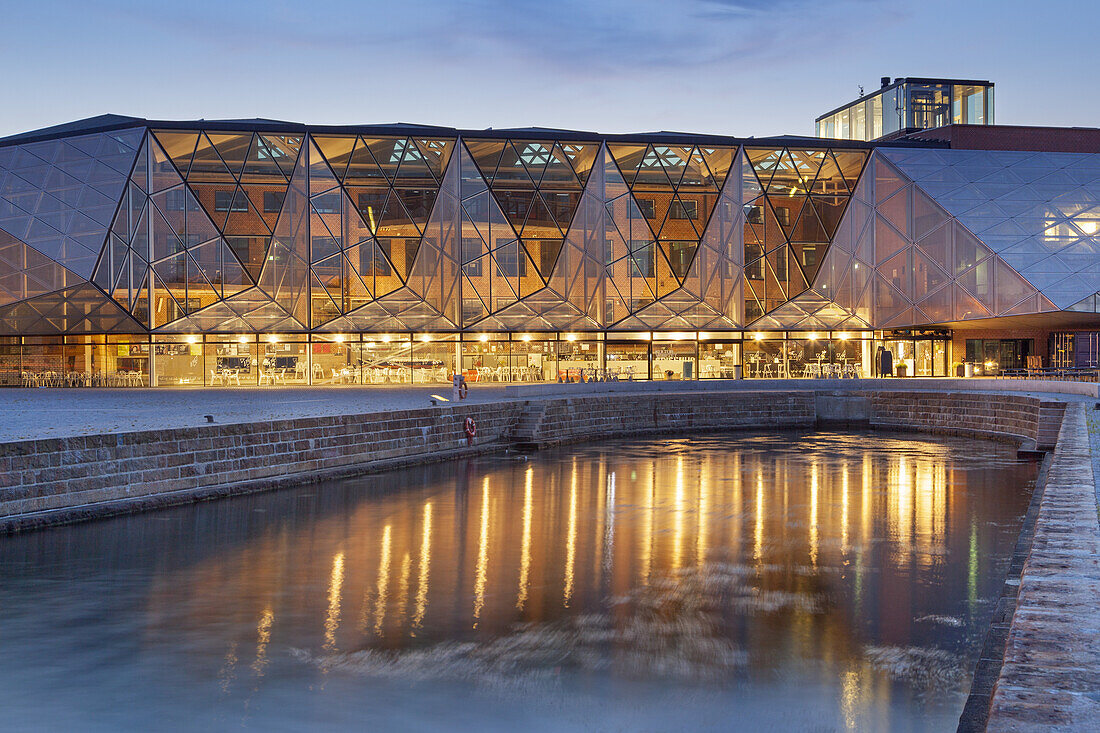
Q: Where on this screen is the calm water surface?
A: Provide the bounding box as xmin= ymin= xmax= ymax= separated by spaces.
xmin=0 ymin=431 xmax=1036 ymax=732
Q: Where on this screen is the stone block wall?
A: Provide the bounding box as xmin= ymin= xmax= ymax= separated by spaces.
xmin=535 ymin=391 xmax=815 ymax=444
xmin=0 ymin=401 xmax=524 ymax=521
xmin=0 ymin=389 xmax=1049 ymax=529
xmin=870 ymin=391 xmax=1042 ymax=444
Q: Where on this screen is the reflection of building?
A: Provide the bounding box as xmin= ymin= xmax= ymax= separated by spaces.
xmin=817 ymin=77 xmax=994 ymax=142
xmin=1 ymin=113 xmax=1099 ymax=386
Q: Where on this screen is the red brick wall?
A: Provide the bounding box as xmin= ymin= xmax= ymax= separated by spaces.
xmin=904 ymin=124 xmax=1100 ymax=153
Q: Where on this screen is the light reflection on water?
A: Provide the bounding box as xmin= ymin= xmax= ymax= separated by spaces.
xmin=0 ymin=431 xmax=1035 ymax=732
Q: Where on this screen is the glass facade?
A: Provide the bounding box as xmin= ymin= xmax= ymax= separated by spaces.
xmin=817 ymin=79 xmax=994 ymax=142
xmin=0 ymin=117 xmax=1097 ymax=386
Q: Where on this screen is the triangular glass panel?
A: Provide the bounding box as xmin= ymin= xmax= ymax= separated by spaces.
xmin=994 ymin=257 xmax=1037 ymax=315
xmin=459 ymin=142 xmax=490 ymax=200
xmin=206 ymin=134 xmax=251 ymax=180
xmin=878 ymin=186 xmax=910 ymax=237
xmin=912 ymin=248 xmax=949 ymax=300
xmin=259 ymin=135 xmax=301 ymax=180
xmin=465 ymin=140 xmax=508 ymax=186
xmin=558 ymin=143 xmax=600 ymax=186
xmin=152 ymin=131 xmax=199 ymax=178
xmin=918 ymin=284 xmax=954 ymax=323
xmin=413 ymin=139 xmax=455 ymax=182
xmin=342 ymin=138 xmax=388 ymax=184
xmin=308 ymin=141 xmax=340 ymax=196
xmin=875 ymin=216 xmax=908 ymax=265
xmin=375 ymin=190 xmax=419 ymax=239
xmin=311 ymin=136 xmax=357 ymax=181
xmin=187 ymin=133 xmax=235 ymax=180
xmin=607 ymin=144 xmax=648 ymax=187
xmin=874 ymin=157 xmax=908 ymax=203
xmin=394 ymin=138 xmax=438 ymax=185
xmin=874 ymin=275 xmax=908 ymax=324
xmin=745 ymin=148 xmax=783 ymax=191
xmin=954 ymin=223 xmax=993 ymax=275
xmin=789 ymin=197 xmax=827 ymax=243
xmin=954 ymin=284 xmax=991 ymax=320
xmin=1003 ymin=294 xmax=1040 ymax=316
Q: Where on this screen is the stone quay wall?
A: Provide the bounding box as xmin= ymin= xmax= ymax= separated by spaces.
xmin=869 ymin=391 xmax=1043 ymax=445
xmin=0 ymin=389 xmax=1046 ymax=531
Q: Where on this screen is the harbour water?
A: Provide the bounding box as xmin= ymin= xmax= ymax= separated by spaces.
xmin=0 ymin=431 xmax=1036 ymax=731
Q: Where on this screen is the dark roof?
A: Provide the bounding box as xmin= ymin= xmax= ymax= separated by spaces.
xmin=0 ymin=114 xmax=945 ymax=150
xmin=0 ymin=114 xmax=144 ymax=144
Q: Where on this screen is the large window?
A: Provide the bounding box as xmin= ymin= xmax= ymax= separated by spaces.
xmin=965 ymin=339 xmax=1032 ymax=374
xmin=461 ymin=238 xmax=482 ymax=275
xmin=496 ymin=245 xmax=526 ymax=277
xmin=630 ymin=243 xmax=655 ymax=277
xmin=214 ymin=189 xmax=248 ymax=212
xmin=263 ymin=191 xmax=284 ymax=213
xmin=669 ymin=199 xmax=697 ymax=220
xmin=312 ymin=192 xmax=341 ymax=214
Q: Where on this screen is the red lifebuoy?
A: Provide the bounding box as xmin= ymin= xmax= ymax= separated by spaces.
xmin=464 ymin=417 xmax=477 ymax=445
xmin=458 ymin=381 xmax=468 ymax=399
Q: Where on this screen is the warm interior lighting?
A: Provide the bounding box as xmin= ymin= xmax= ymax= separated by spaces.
xmin=185 ymin=335 xmax=198 ymax=344
xmin=479 ymin=334 xmax=489 ymax=343
xmin=808 ymin=333 xmax=819 ymax=341
xmin=381 ymin=335 xmax=391 ymax=343
xmin=266 ymin=335 xmax=279 ymax=343
xmin=521 ymin=334 xmax=532 ymax=342
xmin=754 ymin=333 xmax=764 ymax=341
xmin=566 ymin=334 xmax=577 ymax=342
xmin=838 ymin=332 xmax=849 ymax=341
xmin=419 ymin=334 xmax=432 ymax=343
xmin=1081 ymin=221 xmax=1099 ymax=235
xmin=238 ymin=336 xmax=249 ymax=345
xmin=333 ymin=335 xmax=345 ymax=343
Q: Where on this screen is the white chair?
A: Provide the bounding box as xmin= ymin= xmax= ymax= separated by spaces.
xmin=227 ymin=369 xmax=241 ymax=386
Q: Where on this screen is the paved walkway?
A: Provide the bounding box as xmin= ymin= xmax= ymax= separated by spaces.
xmin=988 ymin=402 xmax=1100 ymax=731
xmin=0 ymin=385 xmax=515 ymax=442
xmin=0 ymin=379 xmax=1094 ymax=442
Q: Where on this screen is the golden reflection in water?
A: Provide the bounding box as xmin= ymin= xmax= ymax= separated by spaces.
xmin=474 ymin=478 xmax=490 ymax=626
xmin=563 ymin=460 xmax=578 ymax=606
xmin=323 ymin=552 xmax=345 ymax=653
xmin=373 ymin=525 xmax=392 ymax=635
xmin=753 ymin=470 xmax=764 ymax=564
xmin=672 ymin=455 xmax=686 ymax=570
xmin=252 ymin=607 xmax=273 ymax=677
xmin=412 ymin=503 xmax=432 ymax=631
xmin=603 ymin=471 xmax=615 ymax=575
xmin=841 ymin=461 xmax=850 ymax=553
xmin=397 ymin=552 xmax=411 ymax=627
xmin=810 ymin=458 xmax=820 ymax=567
xmin=516 ymin=466 xmax=533 ymax=610
xmin=642 ymin=470 xmax=654 ymax=585
xmin=143 ymin=434 xmax=1038 ymax=726
xmin=697 ymin=454 xmax=710 ymax=567
xmin=892 ymin=454 xmax=914 ymax=559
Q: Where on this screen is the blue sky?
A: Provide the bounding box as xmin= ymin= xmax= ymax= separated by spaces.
xmin=3 ymin=0 xmax=1097 ymax=138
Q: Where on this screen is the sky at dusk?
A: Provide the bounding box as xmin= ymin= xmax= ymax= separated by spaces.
xmin=3 ymin=0 xmax=1098 ymax=138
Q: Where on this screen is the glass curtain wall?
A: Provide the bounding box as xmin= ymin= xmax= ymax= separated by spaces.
xmin=0 ymin=331 xmax=900 ymax=385
xmin=877 ymin=334 xmax=950 ymax=377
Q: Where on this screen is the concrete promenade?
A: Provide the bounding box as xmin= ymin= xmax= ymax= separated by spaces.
xmin=986 ymin=402 xmax=1100 ymax=731
xmin=0 ymin=376 xmax=1093 ymax=442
